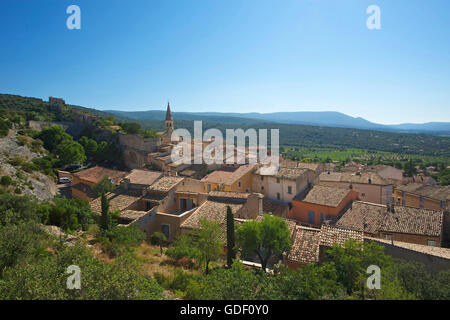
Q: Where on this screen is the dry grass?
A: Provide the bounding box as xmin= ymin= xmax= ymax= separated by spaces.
xmin=134 ymin=242 xmax=201 ymax=277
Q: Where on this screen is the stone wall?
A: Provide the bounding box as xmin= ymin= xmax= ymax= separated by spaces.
xmin=366 ymin=238 xmax=450 ymax=273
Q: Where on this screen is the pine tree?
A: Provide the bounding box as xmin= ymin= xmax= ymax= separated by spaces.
xmin=226 ymin=205 xmax=236 ymax=268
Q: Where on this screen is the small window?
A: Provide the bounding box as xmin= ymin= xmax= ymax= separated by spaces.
xmin=238 ymin=181 xmax=241 ymax=187
xmin=420 ymin=205 xmax=424 ymax=209
xmin=288 ymin=186 xmax=292 ymax=194
xmin=276 ymin=178 xmax=280 ymax=184
xmin=401 ymin=200 xmax=405 ymax=206
xmin=308 ymin=211 xmax=315 ymax=224
xmin=427 ymin=240 xmax=436 ymax=247
xmin=420 ymin=196 xmax=424 ymax=203
xmin=320 ymin=213 xmax=326 ymax=224
xmin=206 ymin=184 xmax=211 ymax=192
xmin=277 ymin=193 xmax=280 ymax=200
xmin=402 ymin=191 xmax=405 ymax=197
xmin=441 ymin=201 xmax=445 ymax=209
xmin=260 ymin=176 xmax=264 ymax=181
xmin=261 ymin=186 xmax=264 ymax=190
xmin=361 ymin=193 xmax=366 ymax=197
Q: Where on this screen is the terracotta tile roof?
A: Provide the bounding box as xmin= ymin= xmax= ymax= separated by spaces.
xmin=279 ymin=159 xmax=301 ymax=169
xmin=119 ymin=210 xmax=148 ymax=223
xmin=180 ymin=200 xmax=243 ymax=230
xmin=71 ymin=183 xmax=97 ymax=199
xmin=287 ymin=226 xmax=321 ymax=264
xmin=125 ymin=169 xmax=162 ymax=186
xmin=90 ymin=190 xmax=141 ymax=214
xmin=378 ymin=206 xmax=443 ymax=237
xmin=287 ymin=223 xmax=364 ymax=264
xmin=319 ymin=171 xmax=341 ymax=182
xmin=336 ymin=201 xmax=387 ymax=234
xmin=319 ymin=224 xmax=364 ymax=247
xmin=396 ymin=183 xmax=450 ymax=201
xmin=320 ymin=171 xmax=393 ymax=186
xmin=402 ymin=175 xmax=437 ymax=185
xmin=208 ymin=191 xmax=251 ymax=200
xmin=366 ymin=237 xmax=450 ymax=260
xmin=148 ymin=176 xmax=184 ymax=192
xmin=296 ymin=162 xmax=321 ymax=172
xmin=298 ymin=185 xmax=351 ymax=207
xmin=263 ymin=198 xmax=289 ymax=216
xmin=73 ymin=166 xmax=126 ymax=185
xmin=279 ymin=159 xmax=322 ymax=171
xmin=201 ymin=164 xmax=257 ymax=185
xmin=256 ymin=167 xmax=310 ymax=180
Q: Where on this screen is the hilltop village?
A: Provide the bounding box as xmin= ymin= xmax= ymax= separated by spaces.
xmin=42 ymin=101 xmax=450 ymax=271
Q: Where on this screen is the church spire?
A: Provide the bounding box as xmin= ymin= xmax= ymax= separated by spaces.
xmin=165 ymin=101 xmax=173 ymax=121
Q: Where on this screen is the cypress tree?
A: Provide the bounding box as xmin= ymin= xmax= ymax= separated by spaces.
xmin=226 ymin=205 xmax=236 ymax=268
xmin=100 ymin=192 xmax=109 ymax=231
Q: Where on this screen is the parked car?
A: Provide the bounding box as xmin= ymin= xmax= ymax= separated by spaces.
xmin=58 ymin=177 xmax=71 ymax=184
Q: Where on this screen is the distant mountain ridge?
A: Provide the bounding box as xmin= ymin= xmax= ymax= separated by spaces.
xmin=105 ymin=110 xmax=450 ymax=134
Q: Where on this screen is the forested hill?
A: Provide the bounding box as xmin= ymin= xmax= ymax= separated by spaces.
xmin=120 ymin=118 xmax=450 ymax=157
xmin=1 ymin=93 xmax=449 ymax=157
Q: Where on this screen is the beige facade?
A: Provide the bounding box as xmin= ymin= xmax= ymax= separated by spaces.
xmin=252 ymin=168 xmax=316 ymax=204
xmin=319 ymin=171 xmax=393 ymax=205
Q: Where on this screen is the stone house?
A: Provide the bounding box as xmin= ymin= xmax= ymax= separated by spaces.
xmin=336 ymin=201 xmax=445 ymax=247
xmin=71 ymin=166 xmax=126 ymax=201
xmin=201 ymin=164 xmax=258 ymax=193
xmin=393 ymin=183 xmax=449 ymax=211
xmin=252 ymin=167 xmax=316 ymax=205
xmin=288 ymin=185 xmax=359 ymax=227
xmin=319 ymin=171 xmax=393 ymax=205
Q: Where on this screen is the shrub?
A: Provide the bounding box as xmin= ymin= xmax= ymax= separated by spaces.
xmin=8 ymin=156 xmax=24 ymax=167
xmin=17 ymin=135 xmax=29 ymax=146
xmin=21 ymin=161 xmax=39 ymax=173
xmin=0 ymin=175 xmax=13 ymax=186
xmin=106 ymin=226 xmax=146 ymax=247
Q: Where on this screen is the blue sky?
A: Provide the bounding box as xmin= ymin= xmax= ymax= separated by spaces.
xmin=0 ymin=0 xmax=449 ymax=124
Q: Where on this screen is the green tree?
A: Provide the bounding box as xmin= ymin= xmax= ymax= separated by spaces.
xmin=37 ymin=125 xmax=73 ymax=153
xmin=121 ymin=122 xmax=141 ymax=134
xmin=55 ymin=141 xmax=86 ymax=166
xmin=403 ymin=159 xmax=418 ymax=177
xmin=100 ymin=192 xmax=110 ymax=231
xmin=325 ymin=240 xmax=413 ymax=299
xmin=150 ymin=232 xmax=167 ymax=254
xmin=194 ymin=219 xmax=224 ymax=274
xmin=0 ymin=193 xmax=40 ymax=226
xmin=226 ymin=205 xmax=236 ymax=268
xmin=185 ymin=261 xmax=272 ymax=300
xmin=236 ymin=214 xmax=291 ymax=272
xmin=95 ymin=141 xmax=121 ymax=165
xmin=78 ymin=136 xmax=98 ymax=159
xmin=39 ymin=197 xmax=96 ymax=231
xmin=0 ymin=245 xmax=164 ymax=300
xmin=91 ymin=176 xmax=115 ymax=197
